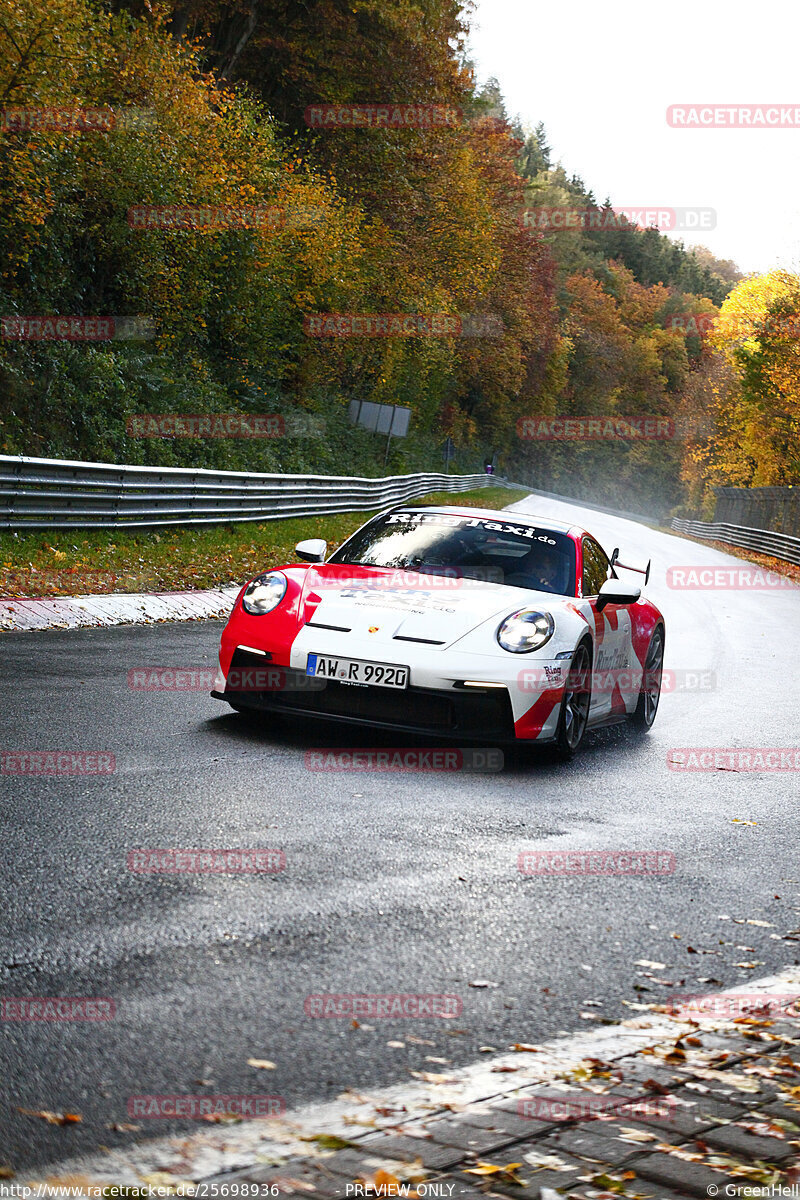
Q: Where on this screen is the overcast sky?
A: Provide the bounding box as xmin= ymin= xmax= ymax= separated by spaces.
xmin=467 ymin=0 xmax=799 ymax=275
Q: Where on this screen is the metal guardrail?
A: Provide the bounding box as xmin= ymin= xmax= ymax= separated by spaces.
xmin=0 ymin=455 xmax=525 ymax=530
xmin=671 ymin=517 xmax=800 ymax=568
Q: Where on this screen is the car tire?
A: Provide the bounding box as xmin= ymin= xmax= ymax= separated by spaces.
xmin=631 ymin=625 xmax=665 ymax=730
xmin=555 ymin=639 xmax=592 ymax=757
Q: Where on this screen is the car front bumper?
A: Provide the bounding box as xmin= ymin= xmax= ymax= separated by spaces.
xmin=212 ymin=644 xmax=567 ymax=743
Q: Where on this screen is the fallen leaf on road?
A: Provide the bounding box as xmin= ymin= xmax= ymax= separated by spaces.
xmin=387 ymin=1041 xmax=405 ymax=1049
xmin=588 ymin=1171 xmax=635 ymax=1194
xmin=663 ymin=1044 xmax=686 ymax=1063
xmin=299 ymin=1134 xmax=359 ymax=1150
xmin=522 ymin=1149 xmax=574 ymax=1171
xmin=424 ymin=1057 xmax=450 ymax=1065
xmin=635 ymin=960 xmax=666 ymax=970
xmin=617 ymin=1127 xmax=659 ymax=1142
xmin=642 ymin=1079 xmax=673 ymax=1094
xmin=688 ymin=1068 xmax=761 ymax=1092
xmin=468 ymin=980 xmax=499 ymax=988
xmin=0 ymin=1167 xmax=14 ymax=1179
xmin=142 ymin=1172 xmax=197 ymax=1192
xmin=107 ymin=1122 xmax=140 ymax=1132
xmin=653 ymin=1142 xmax=704 ymax=1162
xmin=511 ymin=1043 xmax=541 ymax=1052
xmin=16 ymin=1109 xmax=81 ymax=1125
xmin=739 ymin=1119 xmax=786 ymax=1138
xmin=358 ymin=1169 xmax=416 ymax=1197
xmin=405 ymin=1036 xmax=435 ymax=1046
xmin=247 ymin=1059 xmax=277 ymax=1070
xmin=408 ymin=1071 xmax=455 ymax=1084
xmin=735 ymin=961 xmax=765 ymax=969
xmin=465 ymin=1160 xmax=525 ymax=1184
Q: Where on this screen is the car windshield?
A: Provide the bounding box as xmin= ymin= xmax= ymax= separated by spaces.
xmin=330 ymin=510 xmax=576 ymax=596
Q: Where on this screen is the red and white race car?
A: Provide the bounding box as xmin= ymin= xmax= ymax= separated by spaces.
xmin=212 ymin=505 xmax=665 ymax=755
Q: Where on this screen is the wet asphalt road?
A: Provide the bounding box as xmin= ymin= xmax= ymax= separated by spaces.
xmin=1 ymin=493 xmax=799 ymax=1171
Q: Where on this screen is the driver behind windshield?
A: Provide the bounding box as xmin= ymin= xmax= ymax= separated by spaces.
xmin=503 ymin=544 xmax=571 ymax=594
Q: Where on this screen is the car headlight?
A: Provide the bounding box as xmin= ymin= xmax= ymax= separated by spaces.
xmin=497 ymin=609 xmax=554 ymax=653
xmin=242 ymin=572 xmax=287 ymax=615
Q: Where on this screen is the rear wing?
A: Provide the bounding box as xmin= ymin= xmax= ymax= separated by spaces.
xmin=610 ymin=547 xmax=651 ymax=586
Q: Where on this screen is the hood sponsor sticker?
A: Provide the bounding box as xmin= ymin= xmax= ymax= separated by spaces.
xmin=331 ymin=587 xmax=457 ymax=613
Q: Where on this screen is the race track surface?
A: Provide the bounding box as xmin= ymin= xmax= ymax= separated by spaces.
xmin=2 ymin=493 xmax=798 ymax=1169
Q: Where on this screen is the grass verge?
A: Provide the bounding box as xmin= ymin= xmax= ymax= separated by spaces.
xmin=0 ymin=486 xmax=520 ymax=597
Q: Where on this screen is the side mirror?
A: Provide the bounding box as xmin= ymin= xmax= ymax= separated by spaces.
xmin=596 ymin=578 xmax=641 ymax=611
xmin=295 ymin=538 xmax=327 ymax=563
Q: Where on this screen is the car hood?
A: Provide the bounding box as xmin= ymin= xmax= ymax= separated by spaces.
xmin=300 ymin=566 xmax=570 ymax=649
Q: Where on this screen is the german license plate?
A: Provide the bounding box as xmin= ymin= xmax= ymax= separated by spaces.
xmin=306 ymin=654 xmax=409 ymax=689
